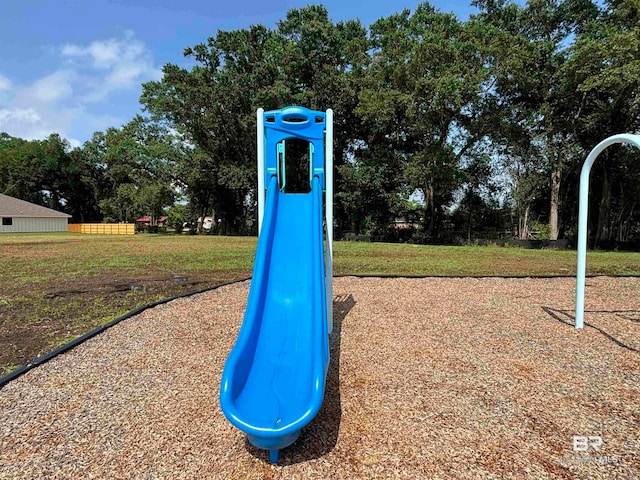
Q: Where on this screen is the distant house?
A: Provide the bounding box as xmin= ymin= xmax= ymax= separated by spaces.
xmin=198 ymin=216 xmax=213 ymax=230
xmin=0 ymin=193 xmax=71 ymax=233
xmin=135 ymin=215 xmax=168 ymax=227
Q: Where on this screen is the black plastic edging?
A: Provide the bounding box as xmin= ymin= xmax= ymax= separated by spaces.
xmin=334 ymin=273 xmax=638 ymax=279
xmin=0 ymin=277 xmax=251 ymax=388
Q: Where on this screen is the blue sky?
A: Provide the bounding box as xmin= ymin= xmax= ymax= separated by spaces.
xmin=0 ymin=0 xmax=481 ymax=148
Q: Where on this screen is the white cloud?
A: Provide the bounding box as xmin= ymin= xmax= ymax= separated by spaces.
xmin=21 ymin=70 xmax=74 ymax=104
xmin=61 ymin=31 xmax=160 ymax=101
xmin=0 ymin=107 xmax=41 ymax=125
xmin=107 ymin=64 xmax=145 ymax=87
xmin=63 ymin=38 xmax=121 ymax=69
xmin=89 ymin=40 xmax=121 ymax=68
xmin=0 ymin=31 xmax=159 ymax=145
xmin=0 ymin=70 xmax=77 ymax=143
xmin=60 ymin=44 xmax=82 ymax=57
xmin=0 ymin=104 xmax=80 ymax=146
xmin=0 ymin=74 xmax=12 ymax=91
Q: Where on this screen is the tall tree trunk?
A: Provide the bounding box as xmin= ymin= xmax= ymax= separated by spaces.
xmin=595 ymin=169 xmax=611 ymax=247
xmin=550 ymin=166 xmax=561 ymax=240
xmin=422 ymin=184 xmax=435 ymax=237
xmin=620 ymin=204 xmax=635 ymax=242
xmin=519 ymin=205 xmax=530 ymax=240
xmin=466 ymin=205 xmax=472 ymax=244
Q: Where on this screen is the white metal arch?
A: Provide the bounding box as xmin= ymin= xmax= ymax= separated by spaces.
xmin=575 ymin=133 xmax=640 ymax=328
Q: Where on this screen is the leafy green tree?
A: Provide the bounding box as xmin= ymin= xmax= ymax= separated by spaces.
xmin=141 ymin=6 xmax=369 ymax=234
xmin=141 ymin=24 xmax=286 ymax=233
xmin=0 ymin=132 xmax=101 ymax=221
xmin=558 ymin=0 xmax=640 ymax=244
xmin=337 ymin=149 xmax=406 ymax=236
xmin=473 ymin=0 xmax=599 ymax=240
xmin=456 ymin=150 xmax=503 ymax=241
xmin=9 ymin=2 xmax=640 ymax=244
xmin=166 ymin=203 xmax=191 ymax=233
xmin=99 ymin=184 xmax=139 ymax=223
xmin=82 ymin=117 xmax=179 ymax=223
xmin=0 ymin=133 xmax=41 ymax=202
xmin=356 ymin=3 xmax=497 ymax=238
xmin=275 ymin=7 xmax=370 ymax=235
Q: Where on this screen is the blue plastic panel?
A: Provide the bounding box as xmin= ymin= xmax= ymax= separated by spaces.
xmin=264 ymin=106 xmax=326 ymax=191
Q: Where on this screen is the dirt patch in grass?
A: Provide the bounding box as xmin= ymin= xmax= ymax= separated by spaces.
xmin=0 ymin=269 xmax=249 ymax=373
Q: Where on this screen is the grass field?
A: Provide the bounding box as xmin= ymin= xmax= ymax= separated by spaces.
xmin=2 ymin=232 xmax=640 ymax=374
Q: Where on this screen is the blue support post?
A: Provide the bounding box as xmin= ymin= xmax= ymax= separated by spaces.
xmin=269 ymin=449 xmax=280 ymax=463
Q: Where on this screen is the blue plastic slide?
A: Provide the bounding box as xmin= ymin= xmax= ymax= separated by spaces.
xmin=220 ymin=107 xmax=330 ymax=464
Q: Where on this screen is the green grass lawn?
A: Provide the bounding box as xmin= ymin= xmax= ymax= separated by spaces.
xmin=334 ymin=240 xmax=640 ymax=276
xmin=2 ymin=231 xmax=640 ymax=374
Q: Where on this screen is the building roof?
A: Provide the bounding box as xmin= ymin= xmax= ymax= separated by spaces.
xmin=0 ymin=193 xmax=72 ymax=218
xmin=135 ymin=215 xmax=168 ymax=223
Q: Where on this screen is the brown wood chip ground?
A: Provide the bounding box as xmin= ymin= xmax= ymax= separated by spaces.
xmin=1 ymin=277 xmax=639 ymax=479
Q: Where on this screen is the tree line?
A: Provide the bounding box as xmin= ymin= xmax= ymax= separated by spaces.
xmin=1 ymin=0 xmax=639 ymax=245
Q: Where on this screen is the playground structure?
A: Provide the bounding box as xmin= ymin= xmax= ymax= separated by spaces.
xmin=575 ymin=133 xmax=640 ymax=328
xmin=214 ymin=122 xmax=640 ymax=468
xmin=215 ymin=111 xmax=640 ymax=464
xmin=219 ymin=106 xmax=334 ymax=463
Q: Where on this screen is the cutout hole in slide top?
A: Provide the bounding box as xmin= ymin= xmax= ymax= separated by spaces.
xmin=277 ymin=138 xmax=312 ymax=193
xmin=282 ymin=114 xmax=307 ymax=123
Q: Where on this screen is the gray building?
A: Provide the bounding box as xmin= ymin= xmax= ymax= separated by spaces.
xmin=0 ymin=194 xmax=71 ymax=233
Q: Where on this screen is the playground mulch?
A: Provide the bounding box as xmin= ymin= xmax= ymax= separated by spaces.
xmin=1 ymin=276 xmax=639 ymax=479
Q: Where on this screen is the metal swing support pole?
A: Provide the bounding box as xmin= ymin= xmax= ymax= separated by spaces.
xmin=575 ymin=133 xmax=640 ymax=328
